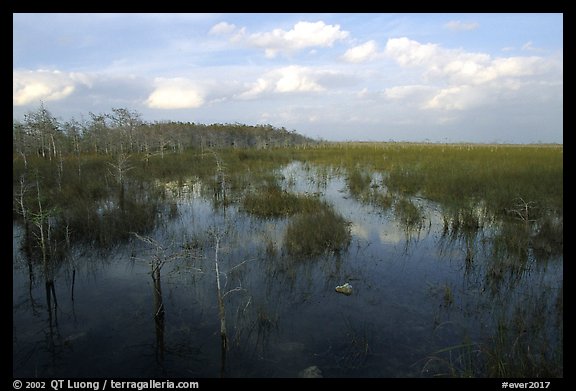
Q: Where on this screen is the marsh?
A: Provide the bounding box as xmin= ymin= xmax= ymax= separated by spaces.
xmin=13 ymin=144 xmax=562 ymax=378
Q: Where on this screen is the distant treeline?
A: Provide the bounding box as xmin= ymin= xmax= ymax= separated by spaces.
xmin=13 ymin=104 xmax=317 ymax=158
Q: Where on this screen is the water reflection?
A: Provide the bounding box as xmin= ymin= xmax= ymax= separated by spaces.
xmin=151 ymin=259 xmax=165 ymax=366
xmin=13 ymin=161 xmax=562 ymax=377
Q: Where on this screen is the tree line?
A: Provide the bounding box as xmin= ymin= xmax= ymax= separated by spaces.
xmin=13 ymin=104 xmax=317 ymax=160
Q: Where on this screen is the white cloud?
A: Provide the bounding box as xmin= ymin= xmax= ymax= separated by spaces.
xmin=521 ymin=41 xmax=545 ymax=52
xmin=209 ymin=21 xmax=237 ymax=35
xmin=275 ymin=66 xmax=324 ymax=92
xmin=356 ymin=88 xmax=370 ymax=99
xmin=488 ymin=56 xmax=544 ymax=78
xmin=441 ymin=55 xmax=547 ymax=85
xmin=424 ymin=85 xmax=480 ymax=110
xmin=146 ymin=78 xmax=205 ymax=109
xmin=384 ymin=37 xmax=440 ymax=67
xmin=342 ymin=40 xmax=378 ymax=63
xmin=225 ymin=21 xmax=349 ymax=58
xmin=522 ymin=41 xmax=534 ymax=51
xmin=444 ymin=20 xmax=480 ymax=31
xmin=385 ymin=37 xmax=549 ymax=85
xmin=240 ymin=77 xmax=269 ymax=99
xmin=240 ymin=65 xmax=328 ymax=98
xmin=440 ymin=57 xmax=488 ymax=82
xmin=383 ymin=85 xmax=435 ymax=101
xmin=382 ymin=37 xmax=562 ymax=113
xmin=13 ymin=69 xmax=91 ymax=106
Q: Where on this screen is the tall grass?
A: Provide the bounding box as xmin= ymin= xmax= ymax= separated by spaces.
xmin=15 ymin=143 xmax=562 ymax=221
xmin=284 ymin=202 xmax=352 ymax=258
xmin=394 ymin=197 xmax=425 ymax=228
xmin=294 ymin=143 xmax=563 ymax=219
xmin=13 ymin=141 xmax=562 ymax=378
xmin=345 ymin=167 xmax=394 ymax=210
xmin=14 ymin=142 xmax=561 ymax=265
xmin=483 ymin=290 xmax=563 ymax=378
xmin=241 ymin=183 xmax=323 ymax=218
xmin=13 ymin=153 xmax=162 ymax=258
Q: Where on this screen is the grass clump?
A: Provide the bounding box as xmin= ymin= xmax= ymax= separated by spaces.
xmin=284 ymin=203 xmax=351 ymax=257
xmin=394 ymin=197 xmax=425 ymax=228
xmin=346 ymin=168 xmax=373 ymax=199
xmin=241 ymin=184 xmax=323 ymax=218
xmin=483 ymin=297 xmax=563 ymax=378
xmin=346 ymin=167 xmax=394 ymax=211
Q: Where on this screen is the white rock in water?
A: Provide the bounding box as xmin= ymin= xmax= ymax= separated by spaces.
xmin=335 ymin=282 xmax=353 ymax=295
xmin=298 ymin=365 xmax=323 ymax=378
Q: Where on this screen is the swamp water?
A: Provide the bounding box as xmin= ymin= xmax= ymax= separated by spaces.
xmin=13 ymin=161 xmax=562 ymax=377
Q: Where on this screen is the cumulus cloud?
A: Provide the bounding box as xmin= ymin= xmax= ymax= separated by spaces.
xmin=275 ymin=67 xmax=324 ymax=92
xmin=212 ymin=20 xmax=349 ymax=58
xmin=424 ymin=85 xmax=481 ymax=110
xmin=146 ymin=78 xmax=205 ymax=109
xmin=13 ymin=69 xmax=91 ymax=106
xmin=382 ymin=37 xmax=561 ymax=111
xmin=240 ymin=65 xmax=329 ymax=98
xmin=385 ymin=37 xmax=549 ymax=84
xmin=209 ymin=21 xmax=237 ymax=35
xmin=384 ymin=37 xmax=441 ymax=67
xmin=342 ymin=40 xmax=378 ymax=63
xmin=444 ymin=20 xmax=480 ymax=31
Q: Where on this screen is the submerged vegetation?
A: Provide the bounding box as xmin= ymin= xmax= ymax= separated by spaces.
xmin=13 ymin=105 xmax=562 ymax=378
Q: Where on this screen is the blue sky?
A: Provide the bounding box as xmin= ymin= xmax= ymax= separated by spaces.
xmin=13 ymin=13 xmax=563 ymax=143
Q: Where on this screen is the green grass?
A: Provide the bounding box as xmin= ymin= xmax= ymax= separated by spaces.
xmin=241 ymin=183 xmax=323 ymax=218
xmin=287 ymin=142 xmax=562 ymax=218
xmin=483 ymin=294 xmax=563 ymax=378
xmin=345 ymin=167 xmax=394 ymax=210
xmin=13 ymin=142 xmax=562 ymax=264
xmin=12 ymin=141 xmax=562 ymax=378
xmin=394 ymin=197 xmax=425 ymax=228
xmin=284 ymin=202 xmax=351 ymax=258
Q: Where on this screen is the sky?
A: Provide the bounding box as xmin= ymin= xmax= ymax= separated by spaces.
xmin=13 ymin=13 xmax=563 ymax=143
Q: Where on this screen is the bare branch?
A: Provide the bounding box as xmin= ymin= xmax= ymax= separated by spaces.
xmin=223 ymin=287 xmax=246 ymax=299
xmin=228 ymin=258 xmax=255 ymax=273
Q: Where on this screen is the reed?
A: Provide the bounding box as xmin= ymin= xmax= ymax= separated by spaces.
xmin=284 ymin=202 xmax=351 ymax=258
xmin=242 ymin=183 xmax=323 ymax=218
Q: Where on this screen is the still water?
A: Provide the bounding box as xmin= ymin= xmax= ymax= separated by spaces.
xmin=13 ymin=162 xmax=562 ymax=377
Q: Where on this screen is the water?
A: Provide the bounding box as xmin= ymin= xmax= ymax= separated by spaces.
xmin=12 ymin=162 xmax=562 ymax=377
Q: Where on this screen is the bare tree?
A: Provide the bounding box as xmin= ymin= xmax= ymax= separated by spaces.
xmin=509 ymin=197 xmax=537 ymax=226
xmin=23 ymin=102 xmax=61 ymax=160
xmin=107 ymin=108 xmax=143 ymax=153
xmin=107 ymin=153 xmax=134 ymax=211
